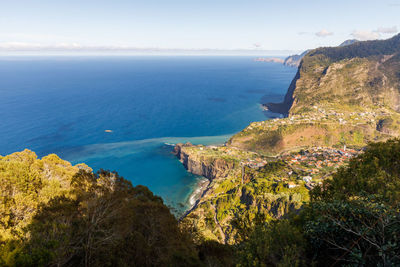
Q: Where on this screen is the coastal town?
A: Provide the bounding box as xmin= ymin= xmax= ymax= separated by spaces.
xmin=255 ymin=105 xmax=384 ymax=130
xmin=240 ymin=145 xmax=360 ymax=188
xmin=181 ymin=141 xmax=361 ymax=191
xmin=279 ymin=146 xmax=361 ymax=188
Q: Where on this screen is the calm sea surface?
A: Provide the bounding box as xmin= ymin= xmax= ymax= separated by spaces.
xmin=0 ymin=56 xmax=296 ymax=213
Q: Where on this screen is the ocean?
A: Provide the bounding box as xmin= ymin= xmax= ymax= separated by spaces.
xmin=0 ymin=56 xmax=296 ymax=214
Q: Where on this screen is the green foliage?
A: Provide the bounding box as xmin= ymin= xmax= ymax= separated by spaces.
xmin=304 ymin=196 xmax=400 ymax=266
xmin=250 ymin=130 xmax=283 ymax=153
xmin=197 ymin=240 xmax=235 ymax=266
xmin=235 ymin=139 xmax=400 ymax=266
xmin=0 ymin=150 xmax=86 ymax=241
xmin=237 ymin=219 xmax=307 ymax=267
xmin=303 ymin=139 xmax=400 ymax=265
xmin=0 ymin=151 xmax=200 ymax=267
xmin=4 ymin=136 xmax=400 ymax=266
xmin=306 ymin=34 xmax=400 ymax=63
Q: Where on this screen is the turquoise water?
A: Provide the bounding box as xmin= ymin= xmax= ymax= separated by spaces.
xmin=0 ymin=56 xmax=296 ymax=213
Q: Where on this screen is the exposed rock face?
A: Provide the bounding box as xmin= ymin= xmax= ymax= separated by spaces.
xmin=283 ymin=50 xmax=309 ymax=67
xmin=173 ymin=143 xmax=236 ymax=180
xmin=376 ymin=118 xmax=398 ymax=135
xmin=271 ymin=34 xmax=400 ymax=116
xmin=263 ymin=68 xmax=300 ymax=115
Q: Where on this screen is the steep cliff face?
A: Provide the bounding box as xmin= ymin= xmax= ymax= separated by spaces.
xmin=232 ymin=34 xmax=400 ymax=154
xmin=173 ymin=143 xmax=237 ymax=180
xmin=289 ymin=34 xmax=400 ymax=115
xmin=264 ymin=68 xmax=300 ymax=115
xmin=268 ymin=34 xmax=400 ymax=117
xmin=283 ymin=50 xmax=309 ymax=68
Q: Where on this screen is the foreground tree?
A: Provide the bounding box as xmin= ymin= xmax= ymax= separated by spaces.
xmin=1 ymin=168 xmax=200 ymax=266
xmin=304 ymin=196 xmax=400 ymax=266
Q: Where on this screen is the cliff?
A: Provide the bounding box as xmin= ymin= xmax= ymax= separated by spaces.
xmin=263 ymin=68 xmax=300 ymax=115
xmin=236 ymin=34 xmax=400 ymax=154
xmin=173 ymin=143 xmax=237 ymax=180
xmin=288 ymin=34 xmax=400 ymax=116
xmin=283 ymin=50 xmax=309 ymax=67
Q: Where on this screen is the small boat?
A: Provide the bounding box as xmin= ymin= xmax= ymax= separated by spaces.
xmin=164 ymin=142 xmax=175 ymax=146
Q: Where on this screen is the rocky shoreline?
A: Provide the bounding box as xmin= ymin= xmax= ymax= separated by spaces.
xmin=180 ymin=178 xmax=210 ymax=220
xmin=173 ymin=142 xmax=239 ymax=219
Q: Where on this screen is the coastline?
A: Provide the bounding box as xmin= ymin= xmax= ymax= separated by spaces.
xmin=180 ymin=177 xmax=211 ymax=220
xmin=179 ymin=103 xmax=284 ymax=218
xmin=188 ymin=177 xmax=210 ymax=207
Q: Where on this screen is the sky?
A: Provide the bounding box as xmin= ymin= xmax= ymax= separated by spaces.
xmin=0 ymin=0 xmax=399 ymax=55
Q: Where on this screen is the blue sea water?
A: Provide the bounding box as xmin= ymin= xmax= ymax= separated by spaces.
xmin=0 ymin=56 xmax=296 ymax=214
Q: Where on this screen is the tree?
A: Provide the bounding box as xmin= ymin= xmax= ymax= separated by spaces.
xmin=304 ymin=196 xmax=400 ymax=266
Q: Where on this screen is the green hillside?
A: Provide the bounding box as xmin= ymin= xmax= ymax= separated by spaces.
xmin=3 ymin=140 xmax=400 ymax=266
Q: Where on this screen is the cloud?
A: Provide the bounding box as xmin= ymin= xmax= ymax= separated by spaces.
xmin=315 ymin=29 xmax=333 ymax=38
xmin=0 ymin=42 xmax=85 ymax=51
xmin=350 ymin=26 xmax=398 ymax=41
xmin=376 ymin=26 xmax=398 ymax=34
xmin=351 ymin=30 xmax=380 ymax=41
xmin=0 ymin=42 xmax=300 ymax=56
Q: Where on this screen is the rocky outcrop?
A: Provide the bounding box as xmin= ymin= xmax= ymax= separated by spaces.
xmin=173 ymin=143 xmax=237 ymax=180
xmin=263 ymin=67 xmax=300 ymax=115
xmin=283 ymin=50 xmax=309 ymax=67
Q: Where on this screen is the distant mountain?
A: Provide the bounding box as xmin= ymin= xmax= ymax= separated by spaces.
xmin=253 ymin=57 xmax=285 ymax=63
xmin=339 ymin=39 xmax=358 ymax=47
xmin=283 ymin=50 xmax=310 ymax=67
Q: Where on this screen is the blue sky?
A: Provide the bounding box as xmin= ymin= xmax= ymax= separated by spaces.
xmin=0 ymin=0 xmax=399 ymax=54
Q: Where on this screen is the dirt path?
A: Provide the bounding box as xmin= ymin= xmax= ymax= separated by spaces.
xmin=212 ymin=204 xmax=226 ymax=243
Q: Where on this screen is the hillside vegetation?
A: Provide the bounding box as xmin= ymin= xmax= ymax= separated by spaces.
xmin=0 ymin=150 xmax=199 ymax=266
xmin=2 ymin=140 xmax=400 ymax=266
